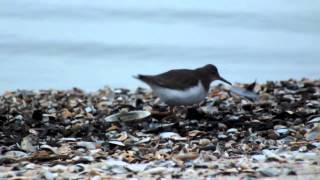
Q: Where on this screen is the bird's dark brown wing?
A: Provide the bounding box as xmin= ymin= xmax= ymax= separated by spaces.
xmin=137 ymin=69 xmax=200 ymax=90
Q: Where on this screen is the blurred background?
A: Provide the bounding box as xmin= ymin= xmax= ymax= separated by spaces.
xmin=0 ymin=0 xmax=319 ymax=92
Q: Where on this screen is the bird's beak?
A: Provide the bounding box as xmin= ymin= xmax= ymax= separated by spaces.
xmin=219 ymin=76 xmax=232 ymax=85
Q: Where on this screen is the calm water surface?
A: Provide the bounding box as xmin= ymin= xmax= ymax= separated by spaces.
xmin=0 ymin=0 xmax=319 ymax=92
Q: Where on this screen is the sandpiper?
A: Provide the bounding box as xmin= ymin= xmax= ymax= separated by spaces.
xmin=135 ymin=64 xmax=231 ymax=106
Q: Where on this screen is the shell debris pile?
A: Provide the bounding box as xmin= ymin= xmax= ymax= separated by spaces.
xmin=0 ymin=79 xmax=320 ymax=179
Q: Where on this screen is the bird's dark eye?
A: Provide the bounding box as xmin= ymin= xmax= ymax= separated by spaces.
xmin=212 ymin=66 xmax=218 ymax=73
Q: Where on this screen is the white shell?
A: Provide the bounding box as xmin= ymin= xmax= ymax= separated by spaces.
xmin=230 ymin=86 xmax=258 ymax=101
xmin=105 ymin=110 xmax=151 ymax=123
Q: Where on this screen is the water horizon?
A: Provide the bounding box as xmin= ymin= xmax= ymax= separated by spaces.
xmin=0 ymin=0 xmax=319 ymax=92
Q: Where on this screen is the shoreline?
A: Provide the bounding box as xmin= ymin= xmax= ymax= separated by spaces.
xmin=1 ymin=77 xmax=319 ymax=95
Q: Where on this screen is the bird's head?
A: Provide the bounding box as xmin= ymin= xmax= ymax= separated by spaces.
xmin=202 ymin=64 xmax=232 ymax=85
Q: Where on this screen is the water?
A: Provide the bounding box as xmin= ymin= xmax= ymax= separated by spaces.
xmin=0 ymin=0 xmax=319 ymax=92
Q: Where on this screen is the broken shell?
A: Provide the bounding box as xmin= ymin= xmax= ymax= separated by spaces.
xmin=108 ymin=140 xmax=125 ymax=146
xmin=160 ymin=132 xmax=180 ymax=139
xmin=199 ymin=139 xmax=211 ymax=146
xmin=230 ymin=86 xmax=259 ymax=101
xmin=134 ymin=137 xmax=151 ymax=145
xmin=226 ymin=128 xmax=238 ymax=134
xmin=307 ymin=116 xmax=320 ymax=124
xmin=217 ymin=133 xmax=228 ymax=140
xmin=76 ymin=141 xmax=97 ymax=150
xmin=72 ymin=156 xmax=94 ymax=162
xmin=159 ymin=132 xmax=187 ymax=141
xmin=262 ymin=149 xmax=287 ymax=162
xmin=116 ymin=132 xmax=128 ymax=141
xmin=174 ymin=152 xmax=199 ymax=161
xmin=21 ymin=135 xmax=37 ymax=152
xmin=4 ymin=151 xmax=28 ymax=159
xmin=259 ymin=167 xmax=281 ymax=177
xmin=140 ymin=167 xmax=168 ymax=175
xmin=58 ymin=137 xmax=80 ymax=142
xmin=305 ymin=124 xmax=320 ymax=141
xmin=104 ymin=110 xmax=151 ymax=123
xmin=40 ymin=145 xmax=58 ymax=154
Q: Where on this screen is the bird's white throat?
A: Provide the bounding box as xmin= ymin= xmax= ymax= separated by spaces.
xmin=151 ymin=81 xmax=207 ymax=106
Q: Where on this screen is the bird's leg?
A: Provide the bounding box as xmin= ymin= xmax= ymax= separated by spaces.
xmin=151 ymin=105 xmax=174 ymax=119
xmin=169 ymin=106 xmax=174 ymax=114
xmin=161 ymin=106 xmax=178 ymax=121
xmin=196 ymin=103 xmax=202 ymax=111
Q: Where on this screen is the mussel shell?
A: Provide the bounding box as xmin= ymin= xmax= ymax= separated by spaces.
xmin=105 ymin=110 xmax=151 ymax=123
xmin=230 ymin=86 xmax=258 ymax=101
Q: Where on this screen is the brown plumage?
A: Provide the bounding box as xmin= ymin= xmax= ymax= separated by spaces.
xmin=136 ymin=64 xmax=230 ymax=91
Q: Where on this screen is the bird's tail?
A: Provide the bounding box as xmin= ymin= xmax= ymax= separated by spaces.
xmin=133 ymin=74 xmax=151 ymax=84
xmin=133 ymin=74 xmax=149 ymax=80
xmin=132 ymin=74 xmax=143 ymax=80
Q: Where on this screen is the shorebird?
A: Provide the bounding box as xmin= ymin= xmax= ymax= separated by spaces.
xmin=135 ymin=64 xmax=231 ymax=106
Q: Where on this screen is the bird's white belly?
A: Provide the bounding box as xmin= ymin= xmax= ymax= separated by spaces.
xmin=151 ymin=81 xmax=207 ymax=106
